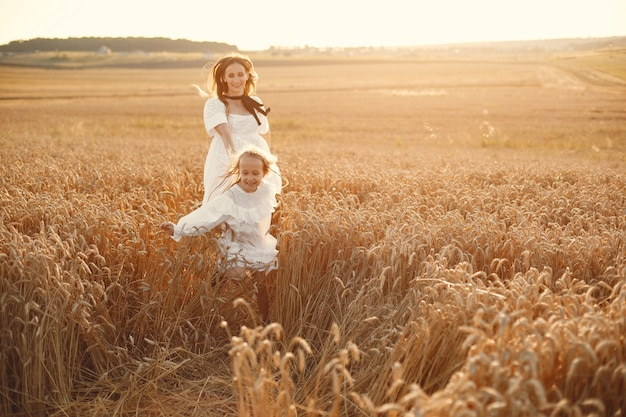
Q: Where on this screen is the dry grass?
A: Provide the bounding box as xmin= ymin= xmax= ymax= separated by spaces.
xmin=1 ymin=52 xmax=625 ymax=416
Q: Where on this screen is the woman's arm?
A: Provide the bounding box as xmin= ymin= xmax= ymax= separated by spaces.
xmin=204 ymin=99 xmax=235 ymax=155
xmin=261 ymin=128 xmax=272 ymax=148
xmin=253 ymin=96 xmax=271 ymax=148
xmin=214 ymin=123 xmax=236 ymax=156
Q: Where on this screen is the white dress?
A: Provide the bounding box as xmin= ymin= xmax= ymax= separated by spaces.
xmin=202 ymin=97 xmax=282 ymax=204
xmin=171 ymin=181 xmax=278 ymax=272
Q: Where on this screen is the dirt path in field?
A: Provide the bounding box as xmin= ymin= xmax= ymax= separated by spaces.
xmin=537 ymin=65 xmax=588 ymax=90
xmin=540 ymin=63 xmax=626 ymax=93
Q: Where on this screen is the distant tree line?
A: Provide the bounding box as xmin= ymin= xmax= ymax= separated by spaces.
xmin=0 ymin=37 xmax=238 ymax=53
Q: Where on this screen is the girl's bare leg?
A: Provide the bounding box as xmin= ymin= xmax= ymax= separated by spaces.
xmin=225 ymin=266 xmax=247 ymax=280
xmin=253 ymin=271 xmax=269 ymax=323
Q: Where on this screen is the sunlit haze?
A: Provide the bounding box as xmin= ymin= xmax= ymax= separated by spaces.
xmin=1 ymin=0 xmax=624 ymax=50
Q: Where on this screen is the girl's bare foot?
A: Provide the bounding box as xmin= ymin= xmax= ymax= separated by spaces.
xmin=160 ymin=222 xmax=175 ymax=236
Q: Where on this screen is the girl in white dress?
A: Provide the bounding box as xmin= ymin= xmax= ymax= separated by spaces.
xmin=160 ymin=147 xmax=279 ymax=322
xmin=196 ymin=53 xmax=281 ymax=204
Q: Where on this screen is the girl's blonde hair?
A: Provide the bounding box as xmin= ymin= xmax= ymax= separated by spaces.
xmin=223 ymin=146 xmax=277 ymax=190
xmin=194 ymin=53 xmax=258 ymax=99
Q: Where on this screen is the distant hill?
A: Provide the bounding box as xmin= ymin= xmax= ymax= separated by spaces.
xmin=0 ymin=37 xmax=237 ymax=53
xmin=4 ymin=36 xmax=626 ymax=55
xmin=1 ymin=36 xmax=625 ymax=70
xmin=440 ymin=36 xmax=626 ymax=52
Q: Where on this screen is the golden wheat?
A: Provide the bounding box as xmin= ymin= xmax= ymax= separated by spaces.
xmin=1 ymin=56 xmax=625 ymax=416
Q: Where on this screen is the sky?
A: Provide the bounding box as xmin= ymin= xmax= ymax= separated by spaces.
xmin=1 ymin=0 xmax=625 ymax=51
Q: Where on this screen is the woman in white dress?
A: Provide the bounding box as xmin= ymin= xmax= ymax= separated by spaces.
xmin=196 ymin=53 xmax=281 ymax=204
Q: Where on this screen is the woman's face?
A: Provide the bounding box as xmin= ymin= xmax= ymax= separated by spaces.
xmin=238 ymin=155 xmax=264 ymax=193
xmin=223 ymin=62 xmax=248 ymax=96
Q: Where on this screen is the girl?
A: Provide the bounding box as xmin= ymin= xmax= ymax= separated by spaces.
xmin=160 ymin=147 xmax=279 ymax=322
xmin=195 ymin=53 xmax=281 ymax=204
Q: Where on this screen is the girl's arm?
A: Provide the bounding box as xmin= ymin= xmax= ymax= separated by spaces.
xmin=162 ymin=204 xmax=229 ymax=242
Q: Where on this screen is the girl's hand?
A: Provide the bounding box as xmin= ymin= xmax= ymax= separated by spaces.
xmin=160 ymin=222 xmax=175 ymax=236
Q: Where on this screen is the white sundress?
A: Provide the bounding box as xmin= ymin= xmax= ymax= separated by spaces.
xmin=202 ymin=97 xmax=282 ymax=204
xmin=171 ymin=181 xmax=279 ymax=272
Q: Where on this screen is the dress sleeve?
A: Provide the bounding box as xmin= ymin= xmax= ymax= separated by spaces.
xmin=258 ymin=113 xmax=269 ymax=135
xmin=171 ymin=202 xmax=229 ymax=242
xmin=203 ymin=98 xmax=228 ymax=137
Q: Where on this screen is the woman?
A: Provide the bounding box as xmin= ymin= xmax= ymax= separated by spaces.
xmin=196 ymin=53 xmax=281 ymax=204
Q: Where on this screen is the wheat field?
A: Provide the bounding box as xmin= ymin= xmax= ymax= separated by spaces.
xmin=1 ymin=50 xmax=625 ymax=416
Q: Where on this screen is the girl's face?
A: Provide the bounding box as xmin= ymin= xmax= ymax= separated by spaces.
xmin=238 ymin=154 xmax=265 ymax=193
xmin=223 ymin=62 xmax=248 ymax=96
